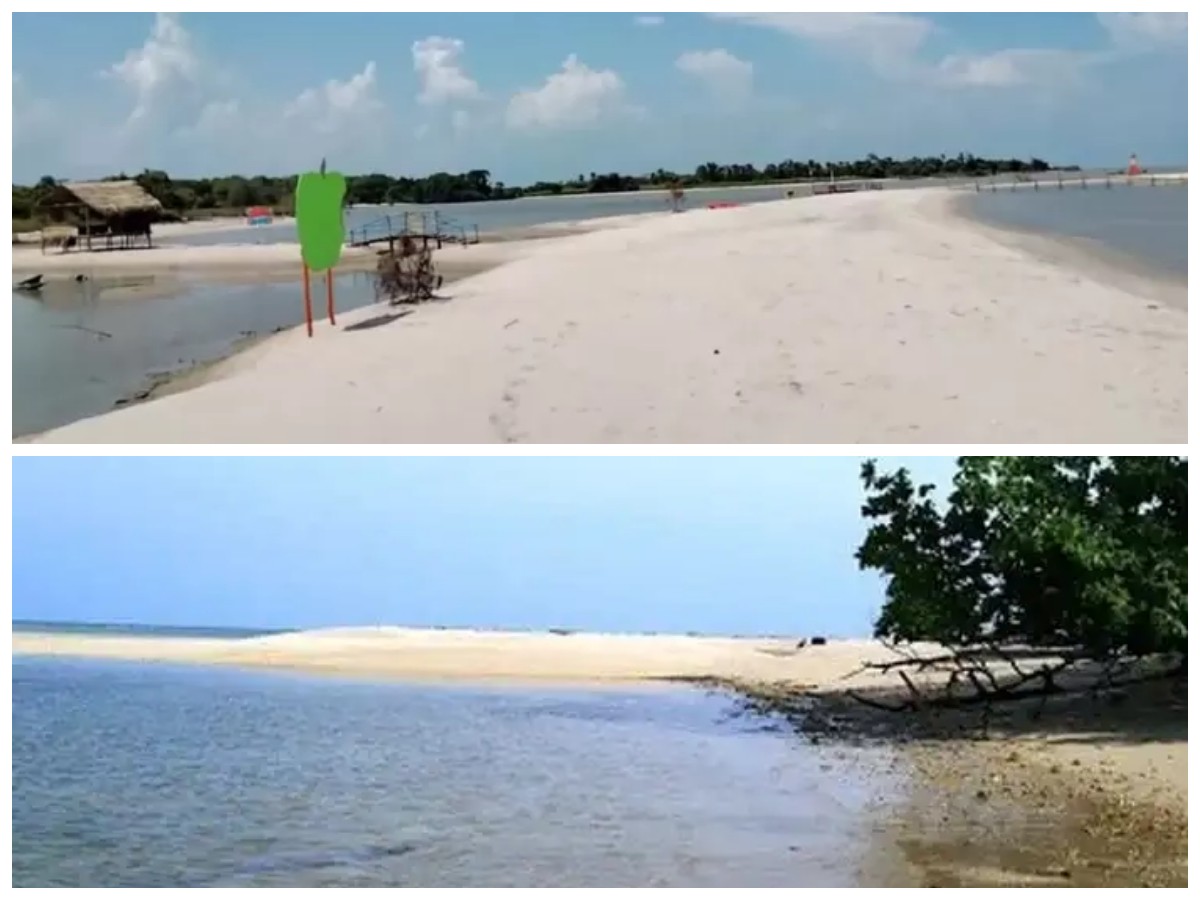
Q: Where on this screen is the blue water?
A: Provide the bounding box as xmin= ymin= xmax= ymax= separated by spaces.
xmin=11 ymin=657 xmax=898 ymax=887
xmin=968 ymin=184 xmax=1187 ymax=278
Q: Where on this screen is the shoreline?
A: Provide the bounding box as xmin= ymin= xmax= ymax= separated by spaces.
xmin=13 ymin=215 xmax=658 ymax=440
xmin=949 ymin=191 xmax=1187 ymax=311
xmin=10 ymin=211 xmax=662 ymax=282
xmin=13 ymin=626 xmax=1186 ymax=886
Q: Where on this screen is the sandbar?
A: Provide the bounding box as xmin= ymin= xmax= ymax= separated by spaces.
xmin=28 ymin=187 xmax=1184 ymax=444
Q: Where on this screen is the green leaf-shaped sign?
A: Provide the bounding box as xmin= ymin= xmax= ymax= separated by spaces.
xmin=295 ymin=170 xmax=347 ymax=272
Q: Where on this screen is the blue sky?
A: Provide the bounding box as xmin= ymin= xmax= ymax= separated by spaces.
xmin=12 ymin=12 xmax=1187 ymax=184
xmin=12 ymin=456 xmax=956 ymax=636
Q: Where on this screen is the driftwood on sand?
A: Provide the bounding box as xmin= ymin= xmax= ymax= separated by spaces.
xmin=841 ymin=643 xmax=1186 ymax=720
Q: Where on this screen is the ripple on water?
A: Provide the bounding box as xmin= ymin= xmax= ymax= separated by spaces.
xmin=12 ymin=658 xmax=904 ymax=887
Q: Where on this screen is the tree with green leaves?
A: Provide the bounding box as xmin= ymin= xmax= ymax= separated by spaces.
xmin=856 ymin=457 xmax=1187 ymax=661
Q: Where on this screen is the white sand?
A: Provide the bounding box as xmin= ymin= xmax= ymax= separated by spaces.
xmin=10 ymin=212 xmax=652 ymax=278
xmin=28 ymin=188 xmax=1186 ymax=443
xmin=11 ymin=238 xmax=533 ymax=277
xmin=11 ymin=627 xmax=897 ymax=685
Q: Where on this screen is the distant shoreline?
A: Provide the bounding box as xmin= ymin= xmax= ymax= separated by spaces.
xmin=11 ymin=625 xmax=880 ymax=685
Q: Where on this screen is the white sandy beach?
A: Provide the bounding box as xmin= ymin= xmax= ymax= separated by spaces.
xmin=11 ymin=234 xmax=533 ymax=280
xmin=10 ymin=626 xmax=889 ymax=684
xmin=25 ymin=187 xmax=1186 ymax=443
xmin=10 ymin=213 xmax=655 ymax=293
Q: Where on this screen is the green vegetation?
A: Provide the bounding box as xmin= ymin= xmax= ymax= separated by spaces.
xmin=13 ymin=153 xmax=1059 ymax=226
xmin=856 ymin=457 xmax=1187 ymax=660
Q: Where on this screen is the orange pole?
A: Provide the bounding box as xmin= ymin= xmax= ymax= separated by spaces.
xmin=302 ymin=264 xmax=314 ymax=337
xmin=326 ymin=269 xmax=336 ymax=325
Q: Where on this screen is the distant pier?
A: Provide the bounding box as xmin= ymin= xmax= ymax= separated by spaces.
xmin=973 ymin=172 xmax=1188 ymax=193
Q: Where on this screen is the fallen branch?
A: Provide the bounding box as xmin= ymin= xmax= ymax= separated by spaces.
xmin=845 ymin=645 xmax=1178 ymax=716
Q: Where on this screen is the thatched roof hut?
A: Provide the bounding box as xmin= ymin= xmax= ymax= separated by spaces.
xmin=42 ymin=180 xmax=163 ymax=251
xmin=58 ymin=180 xmax=164 ymax=218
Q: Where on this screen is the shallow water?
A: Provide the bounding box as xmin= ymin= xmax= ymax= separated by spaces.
xmin=967 ymin=184 xmax=1187 ymax=277
xmin=11 ymin=272 xmax=379 ymax=437
xmin=12 ymin=658 xmax=898 ymax=887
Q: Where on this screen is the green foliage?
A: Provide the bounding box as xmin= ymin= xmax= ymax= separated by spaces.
xmin=857 ymin=457 xmax=1187 ymax=658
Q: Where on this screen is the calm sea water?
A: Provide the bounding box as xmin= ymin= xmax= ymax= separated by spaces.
xmin=11 ymin=657 xmax=898 ymax=888
xmin=967 ymin=184 xmax=1187 ymax=277
xmin=11 ymin=271 xmax=380 ymax=438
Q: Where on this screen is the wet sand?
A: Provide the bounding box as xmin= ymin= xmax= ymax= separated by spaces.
xmin=695 ymin=661 xmax=1187 ymax=887
xmin=885 ymin=682 xmax=1187 ymax=887
xmin=28 ymin=187 xmax=1186 ymax=444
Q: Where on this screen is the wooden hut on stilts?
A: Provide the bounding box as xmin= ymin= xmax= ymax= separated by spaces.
xmin=38 ymin=180 xmax=163 ymax=253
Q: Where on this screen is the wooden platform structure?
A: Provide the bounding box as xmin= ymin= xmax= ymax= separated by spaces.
xmin=37 ymin=180 xmax=163 ymax=252
xmin=812 ymin=180 xmax=885 ymax=196
xmin=974 ymin=173 xmax=1188 ymax=193
xmin=347 ymin=211 xmax=481 ymax=252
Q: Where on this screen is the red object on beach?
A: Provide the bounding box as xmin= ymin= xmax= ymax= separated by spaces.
xmin=245 ymin=205 xmax=274 ymax=226
xmin=1127 ymin=154 xmax=1143 ymax=176
xmin=707 ymin=201 xmax=741 ymax=210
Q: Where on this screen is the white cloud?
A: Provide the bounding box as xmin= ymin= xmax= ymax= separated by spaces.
xmin=937 ymin=48 xmax=1088 ymax=88
xmin=709 ymin=11 xmax=1114 ymax=92
xmin=190 ymin=99 xmax=241 ymax=134
xmin=1097 ymin=12 xmax=1187 ymax=49
xmin=412 ymin=36 xmax=481 ymax=105
xmin=284 ymin=62 xmax=382 ymax=134
xmin=634 ymin=15 xmax=664 ymax=27
xmin=506 ymin=55 xmax=630 ymax=130
xmin=676 ymin=49 xmax=754 ymax=101
xmin=105 ymin=12 xmax=204 ymax=123
xmin=708 ymin=12 xmax=934 ymax=76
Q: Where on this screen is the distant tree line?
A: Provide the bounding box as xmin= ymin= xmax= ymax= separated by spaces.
xmin=13 ymin=153 xmax=1062 ymax=222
